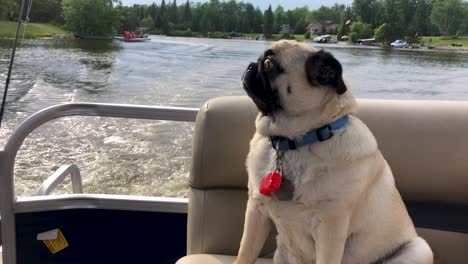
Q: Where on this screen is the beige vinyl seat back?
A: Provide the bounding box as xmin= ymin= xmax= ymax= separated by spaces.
xmin=178 ymin=96 xmax=468 ymax=264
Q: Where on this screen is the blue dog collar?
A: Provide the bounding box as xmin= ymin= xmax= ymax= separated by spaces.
xmin=270 ymin=115 xmax=349 ymax=151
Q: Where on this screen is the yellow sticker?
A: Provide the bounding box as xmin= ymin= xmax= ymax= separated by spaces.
xmin=41 ymin=229 xmax=69 ymax=254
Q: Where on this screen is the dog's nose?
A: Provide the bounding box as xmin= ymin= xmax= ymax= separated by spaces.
xmin=264 ymin=59 xmax=274 ymax=71
xmin=247 ymin=62 xmax=257 ymax=71
xmin=242 ymin=62 xmax=258 ymax=81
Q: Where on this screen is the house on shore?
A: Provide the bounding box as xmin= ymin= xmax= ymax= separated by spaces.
xmin=307 ymin=20 xmax=340 ymax=34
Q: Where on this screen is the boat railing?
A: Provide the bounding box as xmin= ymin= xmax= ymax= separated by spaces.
xmin=0 ymin=102 xmax=199 ymax=264
xmin=36 ymin=164 xmax=83 ymax=196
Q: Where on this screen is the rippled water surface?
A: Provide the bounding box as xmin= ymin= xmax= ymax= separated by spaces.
xmin=1 ymin=36 xmax=468 ymax=197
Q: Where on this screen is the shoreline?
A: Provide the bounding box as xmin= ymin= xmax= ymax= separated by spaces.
xmin=2 ymin=34 xmax=468 ymax=53
xmin=312 ymin=41 xmax=468 ymax=53
xmin=147 ymin=35 xmax=468 ymax=53
xmin=140 ymin=34 xmax=468 ymax=53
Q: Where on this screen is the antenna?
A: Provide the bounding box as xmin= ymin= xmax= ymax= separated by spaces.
xmin=0 ymin=0 xmax=29 ymax=129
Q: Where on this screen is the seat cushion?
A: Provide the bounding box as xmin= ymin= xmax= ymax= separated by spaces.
xmin=192 ymin=96 xmax=468 ymax=202
xmin=176 ymin=254 xmax=272 ymax=264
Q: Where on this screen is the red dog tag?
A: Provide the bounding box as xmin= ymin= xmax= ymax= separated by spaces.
xmin=259 ymin=171 xmax=282 ymax=196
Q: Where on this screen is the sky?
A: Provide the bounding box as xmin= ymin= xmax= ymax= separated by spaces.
xmin=120 ymin=0 xmax=354 ymax=10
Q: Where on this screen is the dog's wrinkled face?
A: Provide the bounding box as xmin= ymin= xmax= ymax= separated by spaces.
xmin=242 ymin=40 xmax=347 ymax=116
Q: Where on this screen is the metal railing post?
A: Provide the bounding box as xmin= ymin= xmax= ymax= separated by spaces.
xmin=0 ymin=151 xmax=17 ymax=264
xmin=36 ymin=164 xmax=83 ymax=196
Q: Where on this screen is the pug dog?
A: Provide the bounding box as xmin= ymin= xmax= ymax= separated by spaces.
xmin=235 ymin=40 xmax=433 ymax=264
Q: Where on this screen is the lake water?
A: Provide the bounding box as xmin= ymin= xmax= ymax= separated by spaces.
xmin=1 ymin=36 xmax=468 ymax=197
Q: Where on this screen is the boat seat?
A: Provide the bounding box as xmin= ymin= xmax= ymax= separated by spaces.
xmin=177 ymin=254 xmax=272 ymax=264
xmin=177 ymin=96 xmax=468 ymax=264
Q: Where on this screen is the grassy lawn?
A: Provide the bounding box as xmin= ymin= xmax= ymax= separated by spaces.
xmin=0 ymin=21 xmax=69 ymax=38
xmin=420 ymin=36 xmax=468 ymax=47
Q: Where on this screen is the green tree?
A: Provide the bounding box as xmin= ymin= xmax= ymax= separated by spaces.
xmin=349 ymin=21 xmax=372 ymax=42
xmin=138 ymin=5 xmax=144 ymax=20
xmin=381 ymin=0 xmax=403 ymax=40
xmin=463 ymin=2 xmax=468 ymax=35
xmin=0 ymin=0 xmax=19 ymax=21
xmin=252 ymin=7 xmax=263 ymax=33
xmin=352 ymin=0 xmax=381 ymax=26
xmin=293 ymin=18 xmax=308 ymax=34
xmin=237 ymin=2 xmax=248 ymax=32
xmin=62 ymin=0 xmax=118 ymax=36
xmin=431 ymin=0 xmax=465 ymax=36
xmin=183 ymin=0 xmax=192 ymax=27
xmin=191 ymin=3 xmax=201 ymax=32
xmin=409 ymin=0 xmax=432 ymax=35
xmin=291 ymin=6 xmax=309 ymax=34
xmin=140 ymin=16 xmax=154 ymax=28
xmin=159 ymin=0 xmax=170 ymax=34
xmin=169 ymin=0 xmax=178 ymax=24
xmin=310 ymin=4 xmax=345 ymax=24
xmin=274 ymin=5 xmax=287 ymax=33
xmin=342 ymin=6 xmax=353 ymax=37
xmin=337 ymin=6 xmax=352 ymax=39
xmin=208 ymin=0 xmax=222 ymax=32
xmin=147 ymin=3 xmax=158 ymax=27
xmin=30 ymin=0 xmax=63 ymax=23
xmin=286 ymin=10 xmax=297 ymax=31
xmin=264 ymin=4 xmax=274 ymax=38
xmin=200 ymin=13 xmax=212 ymax=35
xmin=399 ymin=0 xmax=415 ymax=34
xmin=0 ymin=0 xmax=5 ymax=20
xmin=196 ymin=0 xmax=221 ymax=33
xmin=221 ymin=0 xmax=238 ymax=32
xmin=158 ymin=0 xmax=167 ymax=26
xmin=245 ymin=3 xmax=255 ymax=33
xmin=374 ymin=23 xmax=396 ymax=43
xmin=116 ymin=4 xmax=140 ymax=32
xmin=49 ymin=0 xmax=456 ymax=39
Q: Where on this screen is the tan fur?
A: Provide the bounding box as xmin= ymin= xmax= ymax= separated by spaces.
xmin=235 ymin=40 xmax=433 ymax=264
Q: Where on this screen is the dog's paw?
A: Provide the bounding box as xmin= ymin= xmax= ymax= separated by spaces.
xmin=255 ymin=114 xmax=274 ymax=135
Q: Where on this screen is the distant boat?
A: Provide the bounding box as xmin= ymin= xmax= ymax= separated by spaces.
xmin=357 ymin=38 xmax=376 ymax=46
xmin=115 ymin=31 xmax=151 ymax=42
xmin=312 ymin=34 xmax=337 ymax=44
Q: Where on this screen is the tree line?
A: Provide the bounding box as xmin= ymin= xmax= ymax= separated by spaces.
xmin=114 ymin=0 xmax=334 ymax=38
xmin=350 ymin=0 xmax=468 ymax=43
xmin=1 ymin=0 xmax=467 ymax=41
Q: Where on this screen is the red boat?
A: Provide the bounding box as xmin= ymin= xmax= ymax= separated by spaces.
xmin=117 ymin=31 xmax=151 ymax=42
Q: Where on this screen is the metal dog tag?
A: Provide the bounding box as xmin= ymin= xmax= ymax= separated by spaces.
xmin=274 ymin=176 xmax=295 ymax=201
xmin=273 ymin=150 xmax=294 ymax=201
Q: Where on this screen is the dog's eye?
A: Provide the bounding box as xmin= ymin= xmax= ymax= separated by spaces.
xmin=264 ymin=59 xmax=274 ymax=71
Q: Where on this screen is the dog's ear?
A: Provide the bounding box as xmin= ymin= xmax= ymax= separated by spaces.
xmin=305 ymin=50 xmax=347 ymax=95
